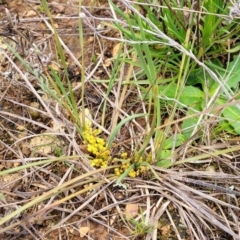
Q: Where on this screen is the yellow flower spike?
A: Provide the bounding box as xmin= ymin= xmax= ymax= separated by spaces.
xmin=89 ymin=137 xmax=96 ymax=144
xmin=103 ymin=148 xmax=108 ymax=154
xmin=92 ymin=130 xmax=98 ymax=136
xmin=97 ymin=145 xmax=104 ymax=151
xmin=101 ymin=150 xmax=110 ymax=158
xmin=101 ymin=163 xmax=107 ymax=168
xmin=121 ymin=152 xmax=128 ymax=158
xmin=128 ymin=170 xmax=137 ymax=178
xmin=146 ymin=153 xmax=152 ymax=163
xmin=93 ymin=159 xmax=101 ymax=167
xmin=87 ymin=145 xmax=93 ymax=152
xmin=83 ymin=125 xmax=110 ymax=168
xmin=144 ymin=166 xmax=149 ymax=171
xmin=90 ymin=159 xmax=97 ymax=167
xmin=97 ymin=138 xmax=105 ymax=145
xmin=97 ymin=129 xmax=102 ymax=135
xmin=93 ymin=149 xmax=99 ymax=155
xmin=96 ymin=143 xmax=104 ymax=151
xmin=93 ymin=146 xmax=98 ymax=153
xmin=101 ymin=146 xmax=107 ymax=152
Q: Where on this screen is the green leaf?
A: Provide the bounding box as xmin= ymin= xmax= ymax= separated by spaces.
xmin=156 ymin=157 xmax=172 ymax=168
xmin=222 ymin=105 xmax=240 ymax=134
xmin=0 ymin=193 xmax=6 ymax=202
xmin=217 ymin=98 xmax=240 ymax=134
xmin=225 ymin=55 xmax=240 ymax=89
xmin=163 ymin=134 xmax=186 ymax=149
xmin=182 ymin=109 xmax=199 ymax=139
xmin=180 ymin=86 xmax=204 ymax=107
xmin=158 ymin=149 xmax=171 ymax=160
xmin=158 ymin=81 xmax=177 ymax=101
xmin=159 ymin=84 xmax=204 ymax=109
xmin=227 ymin=45 xmax=240 ymax=53
xmin=217 ymin=120 xmax=236 ymax=135
xmin=186 ymin=68 xmax=205 ymax=87
xmin=107 ymin=113 xmax=147 ymax=147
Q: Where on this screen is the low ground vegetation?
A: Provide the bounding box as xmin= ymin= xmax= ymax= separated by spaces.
xmin=0 ymin=0 xmax=240 ymax=239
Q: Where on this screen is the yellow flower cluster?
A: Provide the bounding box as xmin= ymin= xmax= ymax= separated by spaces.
xmin=83 ymin=124 xmax=152 ymax=178
xmin=113 ymin=152 xmax=150 ymax=178
xmin=83 ymin=124 xmax=110 ymax=168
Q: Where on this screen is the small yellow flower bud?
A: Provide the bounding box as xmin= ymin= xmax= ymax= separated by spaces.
xmin=121 ymin=152 xmax=128 ymax=158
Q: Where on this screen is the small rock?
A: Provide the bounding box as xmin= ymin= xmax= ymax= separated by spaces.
xmin=206 ymin=166 xmax=216 ymax=172
xmin=26 ymin=10 xmax=37 ymax=17
xmin=125 ymin=203 xmax=139 ymax=219
xmin=112 ymin=43 xmax=121 ymax=58
xmin=51 ymin=2 xmax=65 ymax=13
xmin=29 ymin=102 xmax=40 ymax=118
xmin=79 ymin=227 xmax=89 ymax=238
